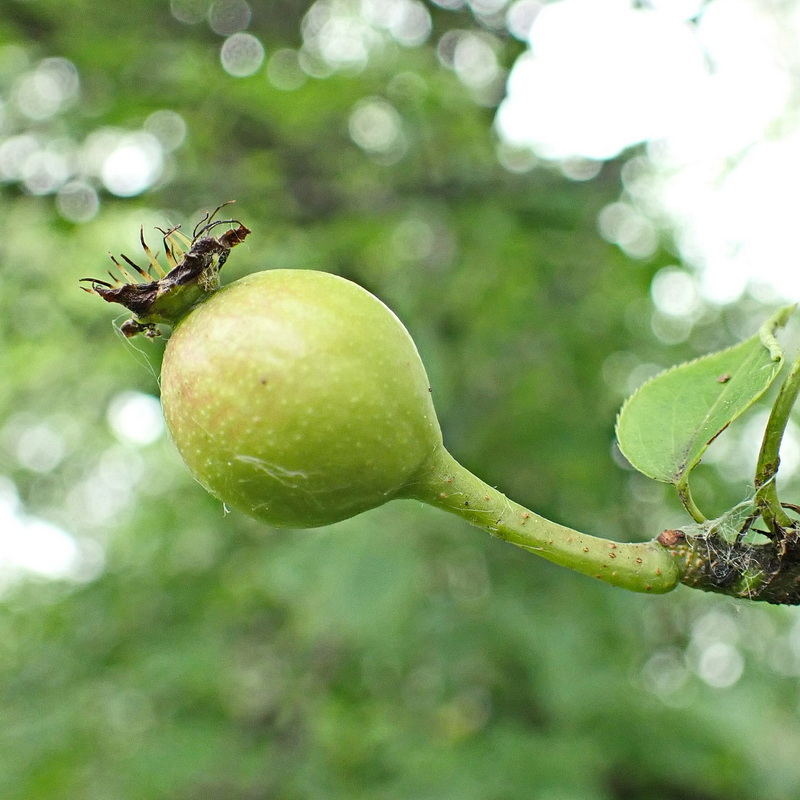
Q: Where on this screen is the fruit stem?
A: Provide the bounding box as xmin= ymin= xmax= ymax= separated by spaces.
xmin=406 ymin=449 xmax=680 ymax=594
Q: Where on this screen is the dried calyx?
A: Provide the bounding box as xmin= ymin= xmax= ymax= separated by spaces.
xmin=81 ymin=203 xmax=250 ymax=337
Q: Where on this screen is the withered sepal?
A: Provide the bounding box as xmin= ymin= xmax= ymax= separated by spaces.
xmin=82 ymin=207 xmax=250 ymax=336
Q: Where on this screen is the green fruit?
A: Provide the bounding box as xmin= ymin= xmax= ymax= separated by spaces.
xmin=85 ymin=214 xmax=684 ymax=597
xmin=159 ymin=269 xmax=443 ymax=528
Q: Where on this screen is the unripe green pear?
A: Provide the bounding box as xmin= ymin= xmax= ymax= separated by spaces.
xmin=159 ymin=269 xmax=443 ymax=527
xmin=84 ymin=213 xmax=681 ymax=597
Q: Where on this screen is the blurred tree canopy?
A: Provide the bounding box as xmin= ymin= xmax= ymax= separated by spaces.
xmin=1 ymin=1 xmax=800 ymax=799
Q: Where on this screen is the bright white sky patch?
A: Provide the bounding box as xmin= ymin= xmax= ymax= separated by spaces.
xmin=497 ymin=0 xmax=708 ymax=160
xmin=496 ymin=0 xmax=800 ymax=304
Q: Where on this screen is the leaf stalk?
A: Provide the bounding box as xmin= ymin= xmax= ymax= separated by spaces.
xmin=755 ymin=346 xmax=800 ymax=532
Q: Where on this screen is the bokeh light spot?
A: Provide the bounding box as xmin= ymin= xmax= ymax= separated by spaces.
xmin=15 ymin=424 xmax=67 ymax=474
xmin=144 ymin=110 xmax=188 ymax=151
xmin=107 ymin=392 xmax=165 ymax=447
xmin=362 ymin=0 xmax=432 ymax=47
xmin=220 ymin=32 xmax=265 ymax=77
xmin=267 ymin=49 xmax=307 ymax=91
xmin=56 ymin=181 xmax=100 ymax=223
xmin=696 ymin=642 xmax=745 ymax=689
xmin=496 ymin=141 xmax=538 ymax=173
xmin=20 ymin=147 xmax=70 ymax=195
xmin=558 ymin=157 xmax=602 ymax=182
xmin=391 ymin=217 xmax=435 ymax=262
xmin=302 ymin=0 xmax=376 ymax=72
xmin=209 ymin=0 xmax=252 ymax=35
xmin=650 ymin=267 xmax=700 ymax=318
xmin=101 ymin=132 xmax=164 ymax=197
xmin=349 ymin=97 xmax=406 ymax=161
xmin=0 ymin=134 xmax=39 ymax=181
xmin=0 ymin=479 xmax=82 ymax=583
xmin=429 ymin=0 xmax=463 ymax=9
xmin=12 ymin=520 xmax=80 ymax=579
xmin=597 ymin=201 xmax=658 ymax=259
xmin=452 ymin=32 xmax=500 ymax=89
xmin=15 ymin=57 xmax=79 ymax=120
xmin=506 ymin=0 xmax=542 ymax=39
xmin=642 ymin=649 xmax=690 ymax=706
xmin=171 ymin=0 xmax=209 ymax=24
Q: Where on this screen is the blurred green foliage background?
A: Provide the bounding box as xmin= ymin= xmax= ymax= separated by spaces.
xmin=1 ymin=1 xmax=800 ymax=798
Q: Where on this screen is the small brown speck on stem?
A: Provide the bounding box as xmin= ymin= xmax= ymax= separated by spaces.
xmin=658 ymin=529 xmax=685 ymax=547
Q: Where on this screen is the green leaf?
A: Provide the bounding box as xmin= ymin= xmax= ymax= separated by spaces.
xmin=616 ymin=306 xmax=794 ymax=490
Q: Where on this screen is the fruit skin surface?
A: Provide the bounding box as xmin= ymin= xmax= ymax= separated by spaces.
xmin=160 ymin=269 xmax=443 ymax=528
